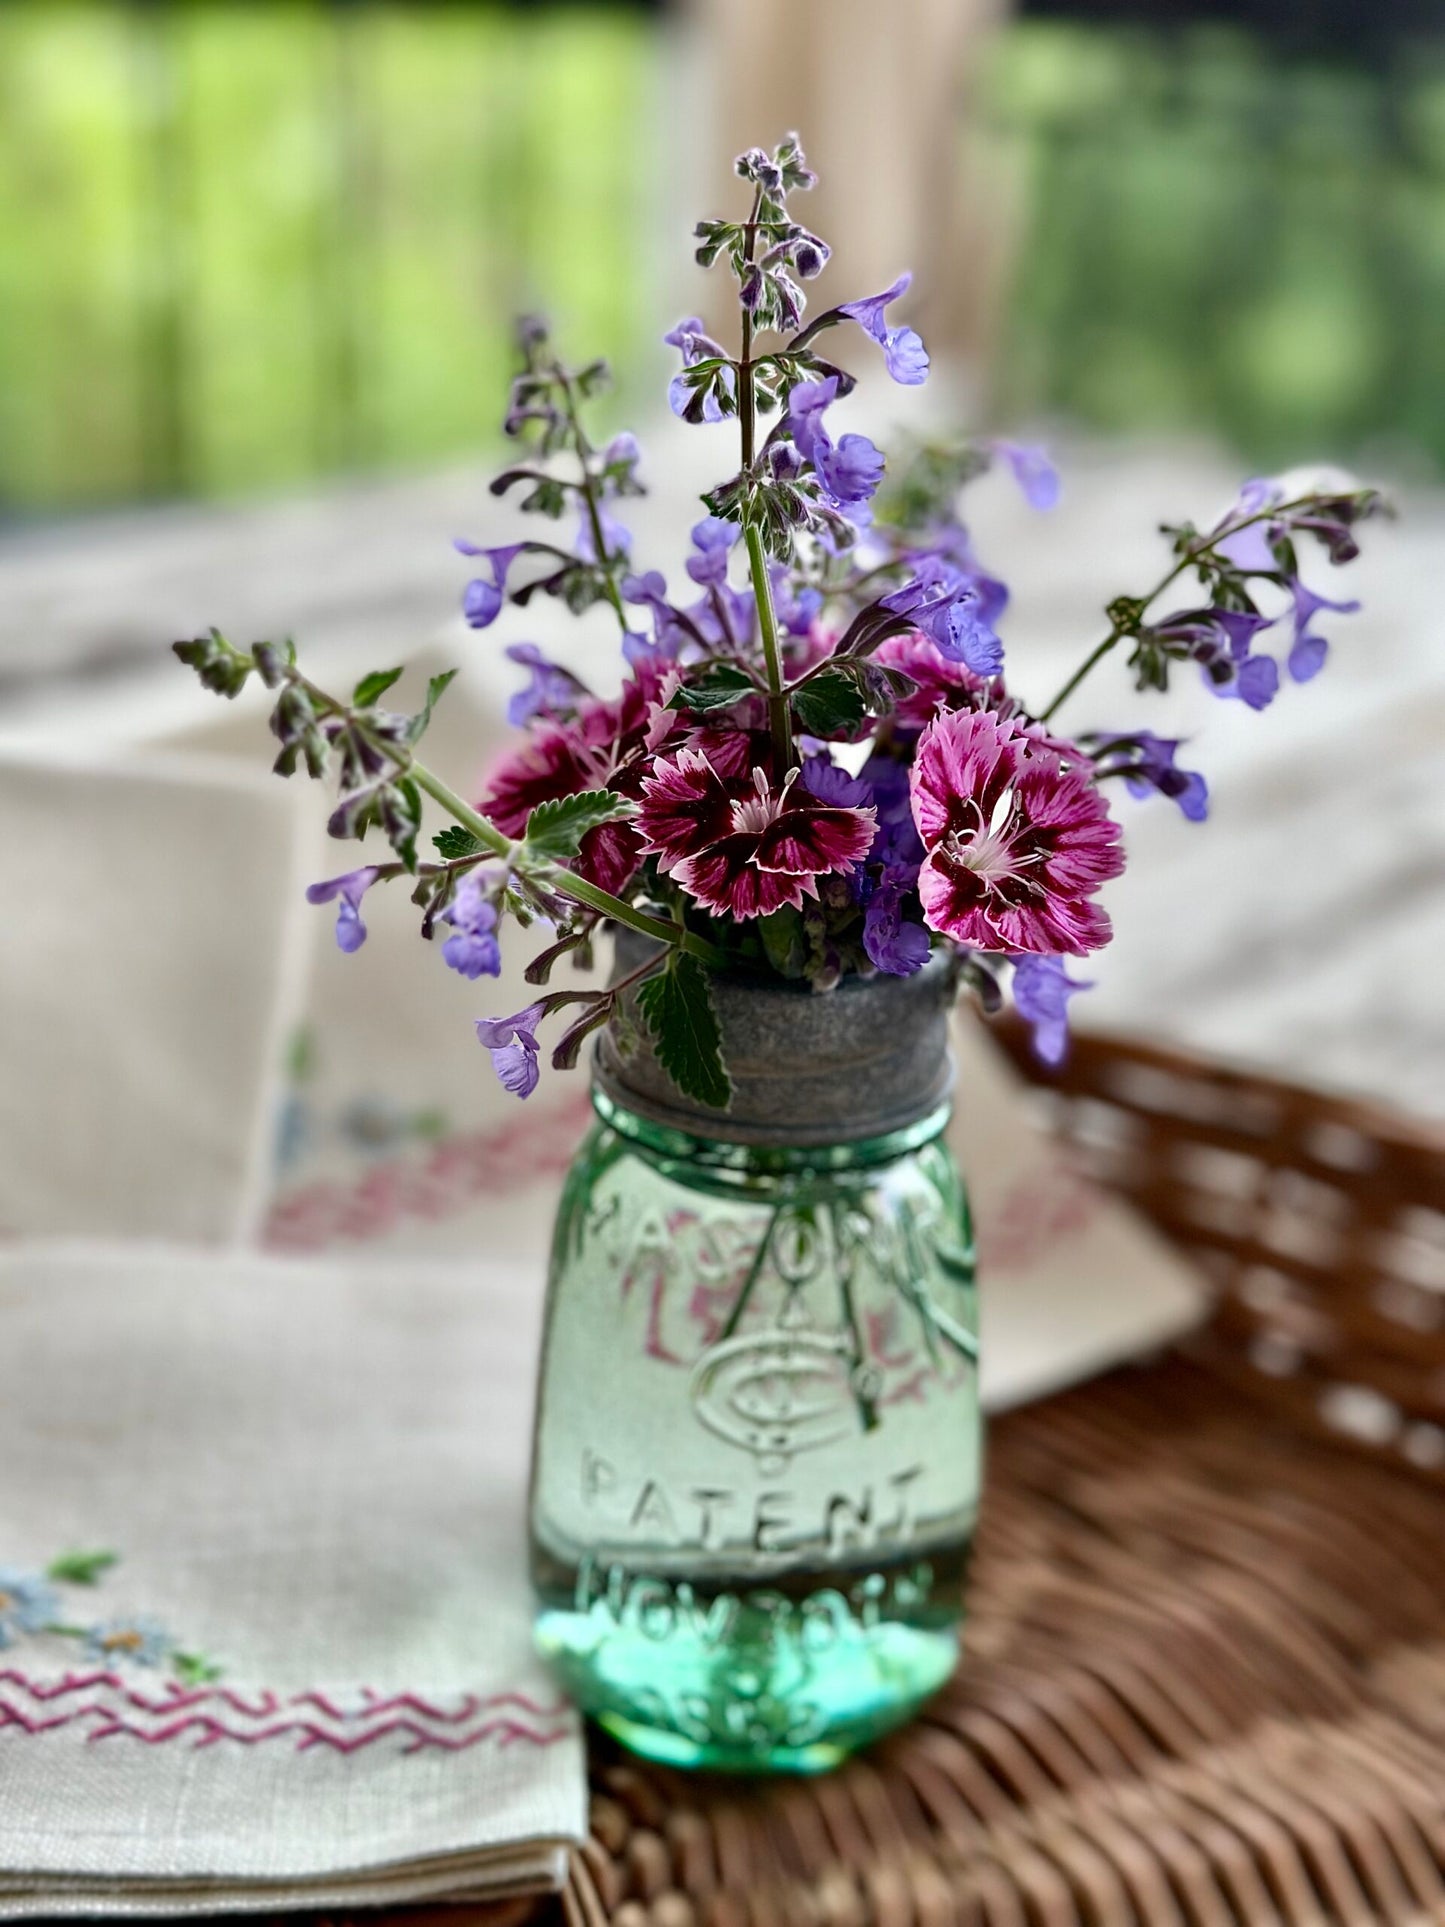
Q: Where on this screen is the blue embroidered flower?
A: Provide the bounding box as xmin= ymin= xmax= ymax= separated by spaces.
xmin=85 ymin=1615 xmax=173 ymax=1669
xmin=0 ymin=1569 xmax=58 ymax=1649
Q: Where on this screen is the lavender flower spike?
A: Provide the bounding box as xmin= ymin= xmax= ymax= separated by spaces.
xmin=306 ymin=866 xmax=380 ymax=953
xmin=838 ymin=273 xmax=929 ymax=385
xmin=476 ymin=1002 xmax=546 ymax=1099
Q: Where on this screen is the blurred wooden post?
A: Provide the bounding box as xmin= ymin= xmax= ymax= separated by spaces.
xmin=686 ymin=0 xmax=1014 ymax=371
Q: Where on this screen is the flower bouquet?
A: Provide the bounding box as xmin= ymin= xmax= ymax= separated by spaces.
xmin=178 ymin=135 xmax=1386 ymax=1772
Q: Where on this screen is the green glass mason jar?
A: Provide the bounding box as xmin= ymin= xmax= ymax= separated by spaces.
xmin=528 ymin=938 xmax=980 ymax=1773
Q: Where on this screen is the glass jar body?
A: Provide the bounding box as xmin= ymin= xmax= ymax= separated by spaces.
xmin=528 ymin=1087 xmax=980 ymax=1773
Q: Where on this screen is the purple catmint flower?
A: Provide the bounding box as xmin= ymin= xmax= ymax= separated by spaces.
xmin=574 ymin=506 xmax=631 ymax=566
xmin=992 ymin=440 xmax=1060 ymax=511
xmin=685 ymin=516 xmax=740 ymax=587
xmin=837 ymin=273 xmax=929 ymax=385
xmin=786 ymin=377 xmax=884 ymax=511
xmin=800 ymin=756 xmax=872 ymax=809
xmin=774 ymin=575 xmax=823 ymax=636
xmin=504 ymin=643 xmax=587 ymax=727
xmin=882 ymin=571 xmax=1004 ymax=679
xmin=306 ymin=866 xmax=380 ymax=953
xmin=476 ymin=1002 xmax=545 ymax=1099
xmin=455 ymin=541 xmax=526 ymax=629
xmin=1093 ymin=732 xmax=1208 ymax=822
xmin=817 ymin=432 xmax=885 ymax=508
xmin=863 ymin=879 xmax=931 ymax=977
xmin=440 ymin=874 xmax=503 ymax=980
xmin=786 ymin=377 xmax=836 ymax=465
xmin=1154 ymin=606 xmax=1279 ymax=709
xmin=1288 ymin=579 xmax=1359 ymax=683
xmin=1012 ymin=955 xmax=1092 ymax=1066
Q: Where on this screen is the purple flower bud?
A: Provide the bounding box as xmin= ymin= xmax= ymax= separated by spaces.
xmin=305 ymin=866 xmax=380 ymax=953
xmin=792 ymin=232 xmax=829 ymax=279
xmin=769 ymin=440 xmax=805 ymax=482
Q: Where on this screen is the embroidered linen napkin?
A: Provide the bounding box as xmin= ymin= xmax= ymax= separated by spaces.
xmin=0 ymin=748 xmax=313 ymax=1245
xmin=0 ymin=1242 xmax=586 ymax=1916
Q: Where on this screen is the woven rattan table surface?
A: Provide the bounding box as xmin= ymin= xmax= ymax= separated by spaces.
xmin=555 ymin=1030 xmax=1445 ymax=1927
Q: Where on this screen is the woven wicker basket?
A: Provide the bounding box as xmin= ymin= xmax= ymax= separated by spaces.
xmin=561 ymin=1026 xmax=1445 ymax=1927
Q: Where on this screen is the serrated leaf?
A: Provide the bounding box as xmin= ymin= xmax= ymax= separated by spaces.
xmin=668 ymin=661 xmax=757 ymax=714
xmin=433 ymin=824 xmax=485 ymax=861
xmin=407 ymin=667 xmax=459 ymax=745
xmin=635 ymin=952 xmax=732 ymax=1111
xmin=790 ymin=668 xmax=866 ymax=737
xmin=353 ymin=666 xmax=404 ymax=707
xmin=523 ymin=788 xmax=633 ymax=863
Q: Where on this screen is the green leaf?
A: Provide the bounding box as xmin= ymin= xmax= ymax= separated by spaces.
xmin=790 ymin=669 xmax=866 ymax=737
xmin=635 ymin=952 xmax=732 ymax=1111
xmin=47 ymin=1550 xmax=118 ymax=1586
xmin=407 ymin=668 xmax=459 ymax=746
xmin=523 ymin=789 xmax=632 ymax=863
xmin=173 ymin=1651 xmax=224 ymax=1686
xmin=433 ymin=824 xmax=485 ymax=861
xmin=668 ymin=661 xmax=757 ymax=715
xmin=759 ymin=906 xmax=807 ymax=980
xmin=352 ymin=666 xmax=404 ymax=707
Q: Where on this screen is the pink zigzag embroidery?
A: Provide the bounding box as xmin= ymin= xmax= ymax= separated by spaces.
xmin=0 ymin=1672 xmax=574 ymax=1753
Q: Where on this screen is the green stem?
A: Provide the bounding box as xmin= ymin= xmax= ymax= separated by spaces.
xmin=1037 ymin=495 xmax=1320 ymax=725
xmin=745 ymin=521 xmax=794 ymax=770
xmin=554 ymin=366 xmax=629 ymax=633
xmin=1038 ymin=628 xmax=1127 ymax=726
xmin=409 ymin=765 xmax=730 ymax=969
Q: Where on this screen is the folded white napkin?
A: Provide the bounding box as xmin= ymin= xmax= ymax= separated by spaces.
xmin=0 ymin=749 xmax=313 ymax=1245
xmin=0 ymin=1242 xmax=586 ymax=1917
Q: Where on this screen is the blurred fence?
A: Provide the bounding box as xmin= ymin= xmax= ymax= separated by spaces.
xmin=989 ymin=22 xmax=1445 ymax=472
xmin=0 ymin=1 xmax=655 ymax=516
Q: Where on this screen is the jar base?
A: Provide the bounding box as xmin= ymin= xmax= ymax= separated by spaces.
xmin=535 ymin=1605 xmax=960 ymax=1775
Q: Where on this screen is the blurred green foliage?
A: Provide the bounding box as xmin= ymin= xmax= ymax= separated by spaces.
xmin=5 ymin=9 xmax=1444 ymax=515
xmin=989 ymin=23 xmax=1445 ymax=472
xmin=0 ymin=2 xmax=653 ymax=515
